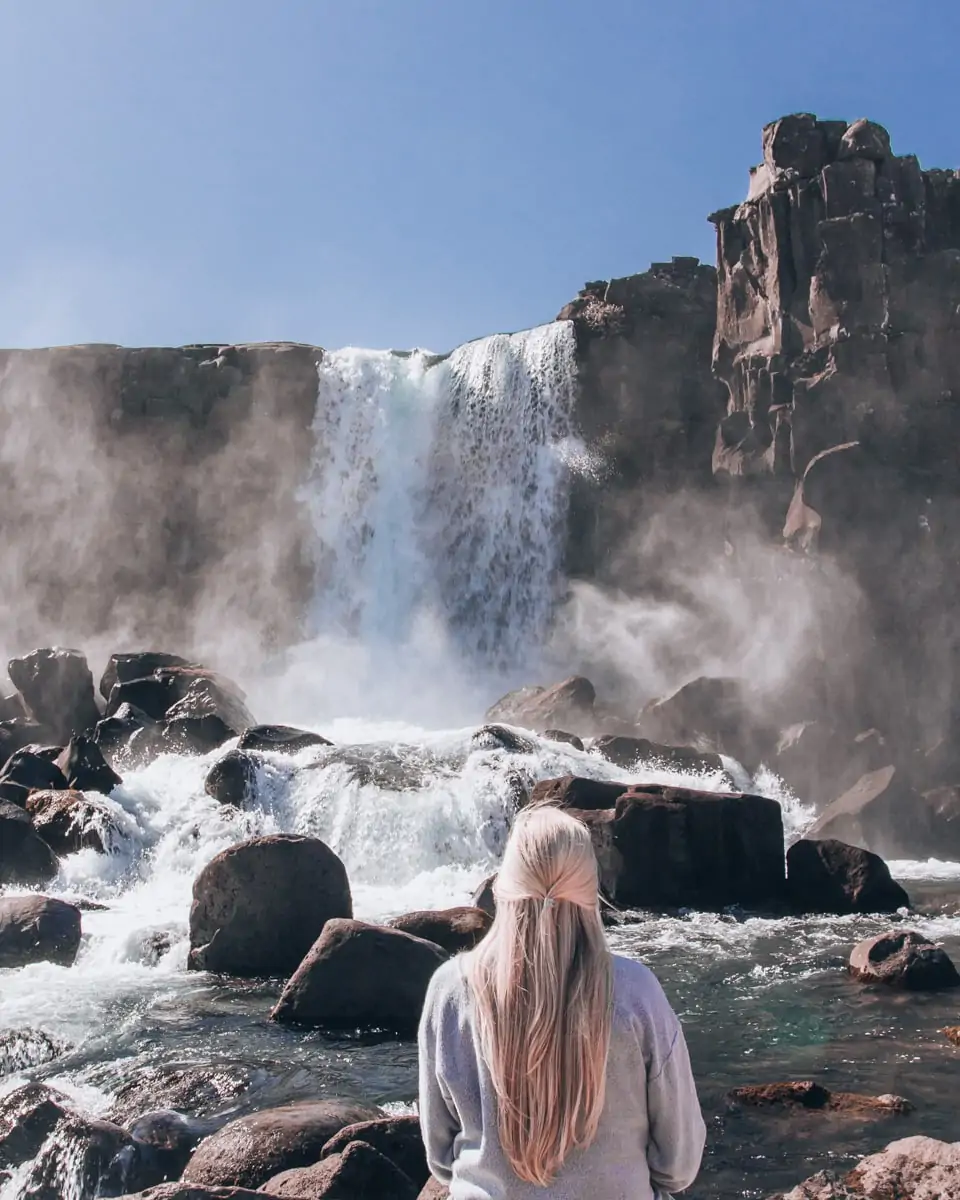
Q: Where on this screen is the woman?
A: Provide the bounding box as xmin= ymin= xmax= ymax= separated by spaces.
xmin=418 ymin=805 xmax=705 ymax=1199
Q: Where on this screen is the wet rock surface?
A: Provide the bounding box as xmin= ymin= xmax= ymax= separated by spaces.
xmin=728 ymin=1081 xmax=912 ymax=1115
xmin=849 ymin=930 xmax=960 ymax=990
xmin=387 ymin=906 xmax=492 ymax=954
xmin=768 ymin=1134 xmax=960 ymax=1199
xmin=786 ymin=839 xmax=910 ymax=914
xmin=27 ymin=788 xmax=123 ymax=855
xmin=0 ymin=896 xmax=82 ymax=967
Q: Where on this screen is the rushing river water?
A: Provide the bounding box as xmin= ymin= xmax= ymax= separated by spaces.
xmin=0 ymin=727 xmax=956 ymax=1198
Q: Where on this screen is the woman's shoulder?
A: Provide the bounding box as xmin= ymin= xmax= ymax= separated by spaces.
xmin=424 ymin=954 xmax=472 ymax=1012
xmin=610 ymin=954 xmax=675 ymax=1020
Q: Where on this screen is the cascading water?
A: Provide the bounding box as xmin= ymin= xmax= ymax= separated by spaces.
xmin=0 ymin=321 xmax=957 ymax=1198
xmin=306 ymin=321 xmax=579 ymax=671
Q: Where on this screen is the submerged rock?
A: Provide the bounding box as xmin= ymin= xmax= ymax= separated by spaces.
xmin=0 ymin=1028 xmax=69 ymax=1076
xmin=263 ymin=1138 xmax=419 ymax=1198
xmin=27 ymin=788 xmax=122 ymax=855
xmin=204 ymin=751 xmax=259 ymax=808
xmin=271 ymin=919 xmax=448 ymax=1036
xmin=542 ymin=729 xmax=584 ymax=751
xmin=7 ymin=648 xmax=101 ymax=743
xmin=180 ymin=1100 xmax=380 ymax=1189
xmin=728 ymin=1081 xmax=912 ymax=1115
xmin=188 ymin=834 xmax=352 ymax=976
xmin=786 ymin=838 xmax=910 ymax=914
xmin=593 ymin=734 xmax=727 ymax=779
xmin=0 ymin=801 xmax=60 ymax=886
xmin=108 ymin=1064 xmax=253 ymax=1125
xmin=56 ymin=733 xmax=122 ymax=793
xmin=118 ymin=1186 xmax=279 ymax=1198
xmin=320 ymin=1114 xmax=428 ymax=1190
xmin=469 ymin=724 xmax=537 ymax=753
xmin=850 ymin=930 xmax=960 ymax=990
xmin=485 ymin=676 xmax=597 ymax=733
xmin=0 ymin=896 xmax=82 ymax=967
xmin=126 ymin=1109 xmax=203 ymax=1183
xmin=770 ymin=1134 xmax=960 ymax=1200
xmin=237 ymin=725 xmax=332 ymax=754
xmin=388 ymin=906 xmax=492 ymax=954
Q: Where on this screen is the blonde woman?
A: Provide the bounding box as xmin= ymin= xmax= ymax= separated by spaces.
xmin=418 ymin=805 xmax=705 ymax=1199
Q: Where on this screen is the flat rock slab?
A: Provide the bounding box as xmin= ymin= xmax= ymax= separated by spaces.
xmin=849 ymin=930 xmax=960 ymax=990
xmin=770 ymin=1134 xmax=960 ymax=1199
xmin=728 ymin=1081 xmax=912 ymax=1115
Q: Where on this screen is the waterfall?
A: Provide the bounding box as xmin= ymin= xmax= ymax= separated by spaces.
xmin=304 ymin=321 xmax=579 ymax=671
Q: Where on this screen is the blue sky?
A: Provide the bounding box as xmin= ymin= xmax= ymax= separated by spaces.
xmin=0 ymin=0 xmax=957 ymax=352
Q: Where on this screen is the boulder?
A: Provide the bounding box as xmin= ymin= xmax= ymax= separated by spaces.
xmin=485 ymin=677 xmax=596 ymax=733
xmin=772 ymin=723 xmax=889 ymax=807
xmin=127 ymin=1110 xmax=204 ymax=1183
xmin=636 ymin=677 xmax=774 ymax=769
xmin=532 ymin=777 xmax=785 ymax=909
xmin=100 ymin=652 xmax=196 ymax=701
xmin=542 ymin=729 xmax=584 ymax=751
xmin=181 ymin=1100 xmax=380 ymax=1189
xmin=387 ymin=906 xmax=492 ymax=954
xmin=188 ymin=834 xmax=351 ymax=976
xmin=0 ymin=1028 xmax=69 ymax=1075
xmin=761 ymin=113 xmax=827 ymax=176
xmin=469 ymin=724 xmax=537 ymax=753
xmin=18 ymin=1112 xmax=134 ymax=1199
xmin=108 ymin=1064 xmax=253 ymax=1125
xmin=850 ymin=930 xmax=960 ymax=990
xmin=0 ymin=801 xmax=60 ymax=885
xmin=786 ymin=839 xmax=910 ymax=914
xmin=529 ymin=775 xmax=629 ymax=811
xmin=56 ymin=733 xmax=122 ymax=793
xmin=27 ymin=788 xmax=123 ymax=855
xmin=93 ymin=702 xmax=162 ymax=768
xmin=237 ymin=725 xmax=332 ymax=754
xmin=7 ymin=648 xmax=101 ymax=743
xmin=593 ymin=735 xmax=727 ymax=780
xmin=163 ymin=677 xmax=254 ymax=755
xmin=271 ymin=919 xmax=449 ymax=1036
xmin=0 ymin=717 xmax=50 ymax=766
xmin=263 ymin=1139 xmax=418 ymax=1197
xmin=728 ymin=1080 xmax=912 ymax=1114
xmin=770 ymin=1135 xmax=960 ymax=1200
xmin=838 ymin=117 xmax=893 ymax=162
xmin=0 ymin=748 xmax=68 ymax=794
xmin=0 ymin=1083 xmax=75 ymax=1167
xmin=204 ymin=751 xmax=259 ymax=808
xmin=320 ymin=1114 xmax=428 ymax=1190
xmin=807 ymin=765 xmax=960 ymax=860
xmin=0 ymin=895 xmax=81 ymax=967
xmin=117 ymin=1187 xmax=277 ymax=1199
xmin=943 ymin=1026 xmax=960 ymax=1047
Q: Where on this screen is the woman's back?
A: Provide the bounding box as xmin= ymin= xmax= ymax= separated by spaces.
xmin=418 ymin=952 xmax=705 ymax=1200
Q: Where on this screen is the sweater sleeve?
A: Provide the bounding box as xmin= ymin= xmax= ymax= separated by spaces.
xmin=417 ymin=968 xmax=461 ymax=1184
xmin=644 ymin=1010 xmax=706 ymax=1195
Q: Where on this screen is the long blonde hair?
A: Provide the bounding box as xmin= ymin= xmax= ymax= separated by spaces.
xmin=464 ymin=805 xmax=613 ymax=1186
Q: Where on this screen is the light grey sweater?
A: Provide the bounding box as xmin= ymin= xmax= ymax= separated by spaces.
xmin=418 ymin=953 xmax=706 ymax=1200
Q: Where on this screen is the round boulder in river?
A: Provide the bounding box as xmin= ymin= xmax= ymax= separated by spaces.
xmin=180 ymin=1099 xmax=380 ymax=1189
xmin=0 ymin=896 xmax=82 ymax=968
xmin=388 ymin=906 xmax=492 ymax=954
xmin=188 ymin=834 xmax=352 ymax=976
xmin=849 ymin=929 xmax=960 ymax=990
xmin=786 ymin=837 xmax=910 ymax=914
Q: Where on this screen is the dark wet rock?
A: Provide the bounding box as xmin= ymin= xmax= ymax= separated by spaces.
xmin=388 ymin=906 xmax=492 ymax=954
xmin=728 ymin=1081 xmax=912 ymax=1115
xmin=321 ymin=1114 xmax=428 ymax=1190
xmin=130 ymin=928 xmax=176 ymax=967
xmin=0 ymin=748 xmax=68 ymax=795
xmin=0 ymin=895 xmax=82 ymax=967
xmin=471 ymin=874 xmax=496 ymax=917
xmin=118 ymin=1186 xmax=278 ymax=1198
xmin=0 ymin=1028 xmax=69 ymax=1076
xmin=7 ymin=648 xmax=101 ymax=743
xmin=27 ymin=788 xmax=123 ymax=855
xmin=0 ymin=780 xmax=30 ymax=806
xmin=850 ymin=930 xmax=960 ymax=990
xmin=769 ymin=1134 xmax=960 ymax=1200
xmin=127 ymin=1110 xmax=203 ymax=1183
xmin=56 ymin=733 xmax=123 ymax=793
xmin=108 ymin=1064 xmax=253 ymax=1125
xmin=807 ymin=765 xmax=960 ymax=860
xmin=593 ymin=735 xmax=727 ymax=779
xmin=189 ymin=834 xmax=351 ymax=976
xmin=636 ymin=677 xmax=774 ymax=770
xmin=107 ymin=676 xmax=184 ymax=721
xmin=0 ymin=693 xmax=25 ymax=722
xmin=204 ymin=751 xmax=258 ymax=808
xmin=100 ymin=652 xmax=196 ymax=702
xmin=0 ymin=1083 xmax=74 ymax=1167
xmin=0 ymin=801 xmax=59 ymax=885
xmin=0 ymin=718 xmax=51 ymax=767
xmin=786 ymin=839 xmax=910 ymax=915
xmin=263 ymin=1138 xmax=419 ymax=1198
xmin=485 ymin=677 xmax=597 ymax=734
xmin=559 ymin=780 xmax=785 ymax=908
xmin=529 ymin=774 xmax=629 ymax=811
xmin=20 ymin=1111 xmax=134 ymax=1199
xmin=107 ymin=668 xmax=253 ymax=757
xmin=272 ymin=919 xmax=448 ymax=1036
xmin=469 ymin=724 xmax=537 ymax=753
xmin=94 ymin=703 xmax=163 ymax=769
xmin=181 ymin=1099 xmax=381 ymax=1189
xmin=542 ymin=729 xmax=584 ymax=751
xmin=237 ymin=725 xmax=332 ymax=754
xmin=309 ymin=744 xmax=444 ymax=792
